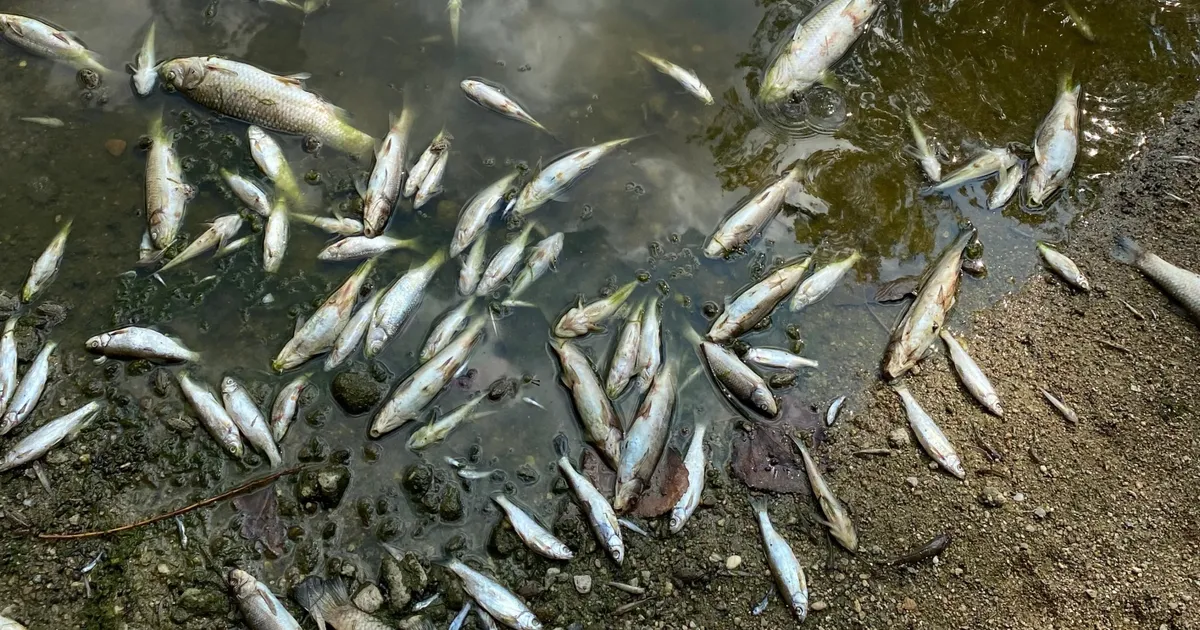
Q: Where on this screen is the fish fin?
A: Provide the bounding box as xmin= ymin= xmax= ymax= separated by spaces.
xmin=293 ymin=576 xmax=349 ymax=630
xmin=588 ymin=324 xmax=607 ymax=334
xmin=353 ymin=173 xmax=369 ymax=198
xmin=1112 ymin=236 xmax=1144 ymax=266
xmin=747 ymin=492 xmax=769 ymax=517
xmin=205 ymin=63 xmax=239 ymax=76
xmin=53 ymin=31 xmax=73 ymax=45
xmin=502 ymin=300 xmax=536 ymax=308
xmin=551 ymin=190 xmax=573 ymax=203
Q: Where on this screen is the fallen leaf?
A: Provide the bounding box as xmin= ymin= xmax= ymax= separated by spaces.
xmin=731 ymin=394 xmax=821 ymax=494
xmin=630 ymin=447 xmax=689 ymax=518
xmin=580 ymin=448 xmax=615 ymax=502
xmin=104 ymin=138 xmax=127 ymax=157
xmin=233 ymin=487 xmax=285 ymax=555
xmin=873 ymin=275 xmax=920 ymax=303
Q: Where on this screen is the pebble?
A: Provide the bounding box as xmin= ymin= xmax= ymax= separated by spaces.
xmin=899 ymin=597 xmax=918 ymax=613
xmin=888 ymin=428 xmax=910 ymax=448
xmin=354 ymin=584 xmax=384 ymax=613
xmin=573 ymin=574 xmax=592 ymax=594
xmin=978 ymin=485 xmax=1006 ymax=508
xmin=104 ymin=139 xmax=127 ymax=157
xmin=725 ymin=555 xmax=742 ymax=570
xmin=708 ymin=552 xmax=722 ymax=563
xmin=905 ymin=477 xmax=919 ymax=488
xmin=810 ymin=601 xmax=828 ymax=611
xmin=156 ymin=564 xmax=170 ymax=575
xmin=1033 ymin=507 xmax=1047 ymax=519
xmin=1013 ymin=492 xmax=1026 ymax=502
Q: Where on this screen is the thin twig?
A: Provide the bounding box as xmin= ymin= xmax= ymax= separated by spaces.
xmin=1118 ymin=299 xmax=1145 ymax=321
xmin=1095 ymin=338 xmax=1131 ymax=355
xmin=38 ymin=465 xmax=308 ymax=541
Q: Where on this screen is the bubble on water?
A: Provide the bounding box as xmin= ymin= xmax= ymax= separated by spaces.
xmin=804 ymin=87 xmax=848 ymax=131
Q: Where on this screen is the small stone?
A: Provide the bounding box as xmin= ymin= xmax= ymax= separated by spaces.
xmin=353 ymin=584 xmax=384 ymax=613
xmin=1033 ymin=507 xmax=1047 ymax=519
xmin=156 ymin=564 xmax=170 ymax=575
xmin=905 ymin=477 xmax=919 ymax=488
xmin=708 ymin=552 xmax=722 ymax=563
xmin=399 ymin=615 xmax=432 ymax=630
xmin=1086 ymin=589 xmax=1098 ymax=599
xmin=978 ymin=485 xmax=1006 ymax=508
xmin=810 ymin=601 xmax=828 ymax=611
xmin=573 ymin=574 xmax=592 ymax=594
xmin=104 ymin=139 xmax=127 ymax=157
xmin=888 ymin=428 xmax=910 ymax=448
xmin=725 ymin=555 xmax=742 ymax=570
xmin=1013 ymin=493 xmax=1026 ymax=502
xmin=899 ymin=597 xmax=918 ymax=613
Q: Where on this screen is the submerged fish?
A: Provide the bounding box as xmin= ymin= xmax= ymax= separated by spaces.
xmin=293 ymin=576 xmax=391 ymax=630
xmin=637 ymin=51 xmax=713 ymax=105
xmin=363 ymin=108 xmax=414 ymax=237
xmin=0 ymin=341 xmax=55 ymax=436
xmin=222 ymin=169 xmax=272 ymax=217
xmin=159 ymin=215 xmax=244 ymax=273
xmin=262 ymin=198 xmax=290 ymax=273
xmin=742 ymin=347 xmax=818 ymax=371
xmin=248 ymin=126 xmax=304 ymax=208
xmin=458 ymin=233 xmax=488 ymax=296
xmin=19 ymin=116 xmax=64 ymax=128
xmin=792 ymin=437 xmax=857 ymax=551
xmin=317 ymin=235 xmax=420 ymax=261
xmin=511 ymin=137 xmax=640 ymax=217
xmin=85 ymin=327 xmax=199 ymax=362
xmin=1113 ymin=236 xmax=1200 ymax=323
xmin=461 ymin=78 xmax=548 ymax=133
xmin=366 ymin=250 xmax=447 ymax=357
xmin=615 ymin=362 xmax=676 ymax=512
xmin=988 ymin=161 xmax=1025 ymax=210
xmin=894 ymin=385 xmax=965 ymax=479
xmin=905 ymin=110 xmax=941 ymax=182
xmin=221 ymin=377 xmax=282 ymax=468
xmin=504 ymin=232 xmax=564 ymax=305
xmin=270 ymin=373 xmax=309 ymax=442
xmin=705 ymin=166 xmax=802 ymax=257
xmin=477 ymin=223 xmax=535 ymax=296
xmin=559 ymin=455 xmax=624 ymax=564
xmin=1028 ymin=77 xmax=1081 ymax=206
xmin=0 ymin=14 xmax=107 ymax=73
xmin=448 ymin=0 xmax=462 ymax=46
xmin=451 ymin=172 xmax=518 ymax=257
xmin=159 ymin=56 xmax=375 ymax=158
xmin=701 ymin=342 xmax=777 ymax=417
xmin=882 ymin=225 xmax=975 ymax=380
xmin=493 ymin=495 xmax=574 ymax=560
xmin=605 ymin=302 xmax=643 ymax=399
xmin=129 ymin=21 xmax=157 ymax=96
xmin=940 ymin=330 xmax=1003 ymax=417
xmin=274 ymin=258 xmax=376 ymax=371
xmin=0 ymin=401 xmax=101 ymax=473
xmin=406 ymin=392 xmax=488 ymax=450
xmin=22 ymin=219 xmax=72 ymax=303
xmin=177 ymin=371 xmax=245 ymax=458
xmin=444 ymin=558 xmax=543 ymax=630
xmin=405 ymin=128 xmax=451 ymax=199
xmin=420 ymin=298 xmax=476 ymax=362
xmin=790 ymin=251 xmax=860 ymax=311
xmin=758 ymin=0 xmax=879 ymax=105
xmin=708 ymin=256 xmax=811 ymax=342
xmin=228 ymin=569 xmax=301 ymax=630
xmin=750 ymin=496 xmax=809 ymax=621
xmin=1037 ymin=242 xmax=1090 ymax=292
xmin=554 ymin=281 xmax=638 ymax=338
xmin=552 ymin=339 xmax=623 ymax=469
xmin=145 ymin=115 xmax=194 ymax=250
xmin=929 ymin=147 xmax=1017 ymax=194
xmin=670 ymin=416 xmax=709 ymax=534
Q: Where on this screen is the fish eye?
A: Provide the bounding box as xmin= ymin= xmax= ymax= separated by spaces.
xmin=165 ymin=70 xmax=176 ymax=81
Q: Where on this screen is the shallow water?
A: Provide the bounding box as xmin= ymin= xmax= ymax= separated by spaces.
xmin=0 ymin=0 xmax=1197 ymax=574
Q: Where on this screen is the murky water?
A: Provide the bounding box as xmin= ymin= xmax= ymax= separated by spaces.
xmin=0 ymin=0 xmax=1197 ymax=575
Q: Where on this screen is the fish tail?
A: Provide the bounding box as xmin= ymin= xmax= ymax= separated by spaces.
xmin=608 ymin=280 xmax=639 ymax=309
xmin=148 ymin=109 xmax=167 ymax=142
xmin=293 ymin=576 xmax=348 ymax=630
xmin=747 ymin=492 xmax=769 ymax=518
xmin=1059 ymin=67 xmax=1076 ymax=94
xmin=1112 ymin=235 xmax=1144 ymax=267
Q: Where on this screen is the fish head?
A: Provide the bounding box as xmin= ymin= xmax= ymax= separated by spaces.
xmin=84 ymin=334 xmax=109 ymax=351
xmin=219 ymin=377 xmax=238 ymax=395
xmin=944 ymin=454 xmax=966 ymax=479
xmin=517 ymin=612 xmax=543 ymax=630
xmin=1025 ymin=168 xmax=1050 ymax=206
xmin=160 ymin=57 xmax=207 ymax=91
xmin=553 ymin=310 xmax=587 ymax=338
xmin=751 ymin=389 xmax=779 ymax=417
xmin=227 ymin=569 xmax=256 ymax=595
xmin=668 ymin=510 xmax=686 ymax=534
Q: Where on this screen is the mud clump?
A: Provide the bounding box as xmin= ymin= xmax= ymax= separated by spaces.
xmin=331 ymin=369 xmax=382 ymax=413
xmin=296 ymin=465 xmax=350 ymax=509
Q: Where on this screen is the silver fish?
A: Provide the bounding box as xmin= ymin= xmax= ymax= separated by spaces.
xmin=0 ymin=614 xmax=27 ymax=630
xmin=929 ymin=147 xmax=1017 ymax=193
xmin=458 ymin=233 xmax=487 ymax=296
xmin=317 ymin=235 xmax=420 ymax=261
xmin=291 ymin=213 xmax=363 ymax=236
xmin=263 ymin=197 xmax=290 ymax=273
xmin=633 ymin=298 xmax=662 ymax=393
xmin=159 ymin=57 xmax=375 ymax=158
xmin=750 ymin=496 xmax=809 ymax=621
xmin=444 ymin=558 xmax=543 ymax=630
xmin=274 ymin=258 xmax=377 ymax=371
xmin=493 ymin=494 xmax=574 ymax=560
xmin=705 ymin=166 xmax=802 ymax=257
xmin=708 ymin=256 xmax=811 ymax=342
xmin=743 ymin=347 xmax=818 ymax=371
xmin=420 ymin=297 xmax=476 ymax=362
xmin=363 ymin=108 xmax=414 ymax=237
xmin=325 ymin=291 xmax=380 ymax=371
xmin=449 ymin=604 xmax=472 ymax=630
xmin=1028 ymin=79 xmax=1081 ymax=206
xmin=0 ymin=318 xmax=16 ymax=415
xmin=792 ymin=437 xmax=857 ymax=551
xmin=19 ymin=116 xmax=64 ymax=127
xmin=0 ymin=341 xmax=56 ymax=436
xmin=0 ymin=400 xmax=101 ymax=473
xmin=228 ymin=569 xmax=301 ymax=630
xmin=504 ymin=232 xmax=564 ymax=305
xmin=146 ymin=115 xmax=194 ymax=250
xmin=988 ymin=161 xmax=1024 ymax=210
xmin=1041 ymin=390 xmax=1078 ymax=424
xmin=366 ymin=250 xmax=447 ymax=357
xmin=461 ymin=78 xmax=549 ymax=133
xmin=700 ymin=342 xmax=777 ymax=417
xmin=615 ymin=362 xmax=676 ymax=512
xmin=370 ymin=320 xmax=484 ymax=437
xmin=906 ymin=110 xmax=941 ymax=182
xmin=177 ymin=371 xmax=245 ymax=458
xmin=825 ymin=395 xmax=846 ymax=427
xmin=22 ymin=219 xmax=72 ymax=302
xmin=85 ymin=327 xmax=199 ymax=362
xmin=512 ymin=137 xmax=639 ymax=217
xmin=669 ymin=416 xmax=709 ymax=534
xmin=451 ymin=172 xmax=518 ymax=257
xmin=790 ymin=251 xmax=861 ymax=311
xmin=882 ymin=225 xmax=976 ymax=380
xmin=293 ymin=576 xmax=392 ymax=630
xmin=1037 ymin=242 xmax=1090 ymax=292
xmin=940 ymin=329 xmax=1003 ymax=417
xmin=159 ymin=215 xmax=244 ymax=273
xmin=448 ymin=0 xmax=462 ymax=46
xmin=759 ymin=0 xmax=879 ymax=105
xmin=406 ymin=392 xmax=488 ymax=450
xmin=552 ymin=339 xmax=623 ymax=469
xmin=477 ymin=223 xmax=534 ymax=296
xmin=894 ymin=385 xmax=965 ymax=479
xmin=248 ymin=126 xmax=303 ymax=208
xmin=221 ymin=377 xmax=282 ymax=468
xmin=222 ymin=170 xmax=272 ymax=217
xmin=0 ymin=14 xmax=107 ymax=72
xmin=637 ymin=51 xmax=713 ymax=105
xmin=270 ymin=373 xmax=309 ymax=442
xmin=130 ymin=21 xmax=157 ymax=96
xmin=558 ymin=455 xmax=624 ymax=563
xmin=554 ymin=280 xmax=638 ymax=338
xmin=137 ymin=230 xmax=159 ymax=265
xmin=604 ymin=302 xmax=643 ymax=399
xmin=405 ymin=128 xmax=451 ymax=198
xmin=1113 ymin=236 xmax=1200 ymax=323
xmin=413 ymin=149 xmax=449 ymax=210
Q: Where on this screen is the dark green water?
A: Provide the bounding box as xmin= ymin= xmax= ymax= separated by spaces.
xmin=0 ymin=0 xmax=1196 ymax=573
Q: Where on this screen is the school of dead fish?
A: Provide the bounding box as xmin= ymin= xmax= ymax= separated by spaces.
xmin=0 ymin=1 xmax=1195 ymax=629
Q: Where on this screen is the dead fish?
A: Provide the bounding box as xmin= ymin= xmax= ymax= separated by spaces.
xmin=1041 ymin=389 xmax=1078 ymax=424
xmin=637 ymin=51 xmax=713 ymax=105
xmin=705 ymin=166 xmax=802 ymax=257
xmin=750 ymin=495 xmax=808 ymax=621
xmin=145 ymin=115 xmax=194 ymax=250
xmin=458 ymin=232 xmax=488 ymax=296
xmin=248 ymin=125 xmax=304 ymax=209
xmin=270 ymin=373 xmax=309 ymax=441
xmin=1027 ymin=75 xmax=1081 ymax=206
xmin=1037 ymin=242 xmax=1090 ymax=292
xmin=262 ymin=197 xmax=290 ymax=273
xmin=742 ymin=347 xmax=818 ymax=371
xmin=511 ymin=137 xmax=641 ymax=217
xmin=19 ymin=116 xmax=64 ymax=127
xmin=939 ymin=329 xmax=1003 ymax=416
xmin=928 ymin=147 xmax=1017 ymax=194
xmin=158 ymin=214 xmax=244 ymax=273
xmin=406 ymin=392 xmax=489 ymax=450
xmin=632 ymin=298 xmax=662 ymax=393
xmin=317 ymin=235 xmax=420 ymax=261
xmin=291 ymin=213 xmax=363 ymax=236
xmin=178 ymin=371 xmax=244 ymax=457
xmin=476 ymin=223 xmax=535 ymax=296
xmin=22 ymin=219 xmax=72 ymax=302
xmin=461 ymin=78 xmax=549 ymax=133
xmin=413 ymin=149 xmax=448 ymax=209
xmin=0 ymin=341 xmax=56 ymax=436
xmin=554 ymin=281 xmax=638 ymax=338
xmin=448 ymin=0 xmax=462 ymax=46
xmin=559 ymin=455 xmax=625 ymax=564
xmin=366 ymin=250 xmax=447 ymax=357
xmin=325 ymin=291 xmax=380 ymax=371
xmin=708 ymin=256 xmax=811 ymax=342
xmin=0 ymin=318 xmax=17 ymax=416
xmin=0 ymin=14 xmax=108 ymax=73
xmin=758 ymin=0 xmax=879 ymax=106
xmin=363 ymin=107 xmax=414 ymax=236
xmin=905 ymin=110 xmax=941 ymax=182
xmin=129 ymin=21 xmax=157 ymax=96
xmin=893 ymin=385 xmax=965 ymax=479
xmin=615 ymin=362 xmax=676 ymax=512
xmin=669 ymin=416 xmax=709 ymax=534
xmin=85 ymin=326 xmax=199 ymax=362
xmin=221 ymin=377 xmax=283 ymax=468
xmin=405 ymin=128 xmax=451 ymax=199
xmin=790 ymin=251 xmax=861 ymax=311
xmin=791 ymin=437 xmax=857 ymax=551
xmin=420 ymin=297 xmax=476 ymax=362
xmin=1113 ymin=236 xmax=1200 ymax=323
xmin=443 ymin=558 xmax=543 ymax=630
xmin=451 ymin=172 xmax=518 ymax=257
xmin=493 ymin=494 xmax=574 ymax=560
xmin=228 ymin=568 xmax=301 ymax=630
xmin=222 ymin=169 xmax=272 ymax=217
xmin=274 ymin=258 xmax=377 ymax=371
xmin=293 ymin=576 xmax=392 ymax=630
xmin=552 ymin=339 xmax=622 ymax=469
xmin=504 ymin=232 xmax=564 ymax=305
xmin=888 ymin=532 xmax=951 ymax=566
xmin=700 ymin=342 xmax=777 ymax=417
xmin=988 ymin=161 xmax=1024 ymax=210
xmin=605 ymin=302 xmax=643 ymax=399
xmin=0 ymin=400 xmax=101 ymax=473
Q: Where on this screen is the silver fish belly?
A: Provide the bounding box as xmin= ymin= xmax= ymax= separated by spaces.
xmin=0 ymin=401 xmax=101 ymax=473
xmin=85 ymin=327 xmax=199 ymax=362
xmin=939 ymin=329 xmax=1003 ymax=417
